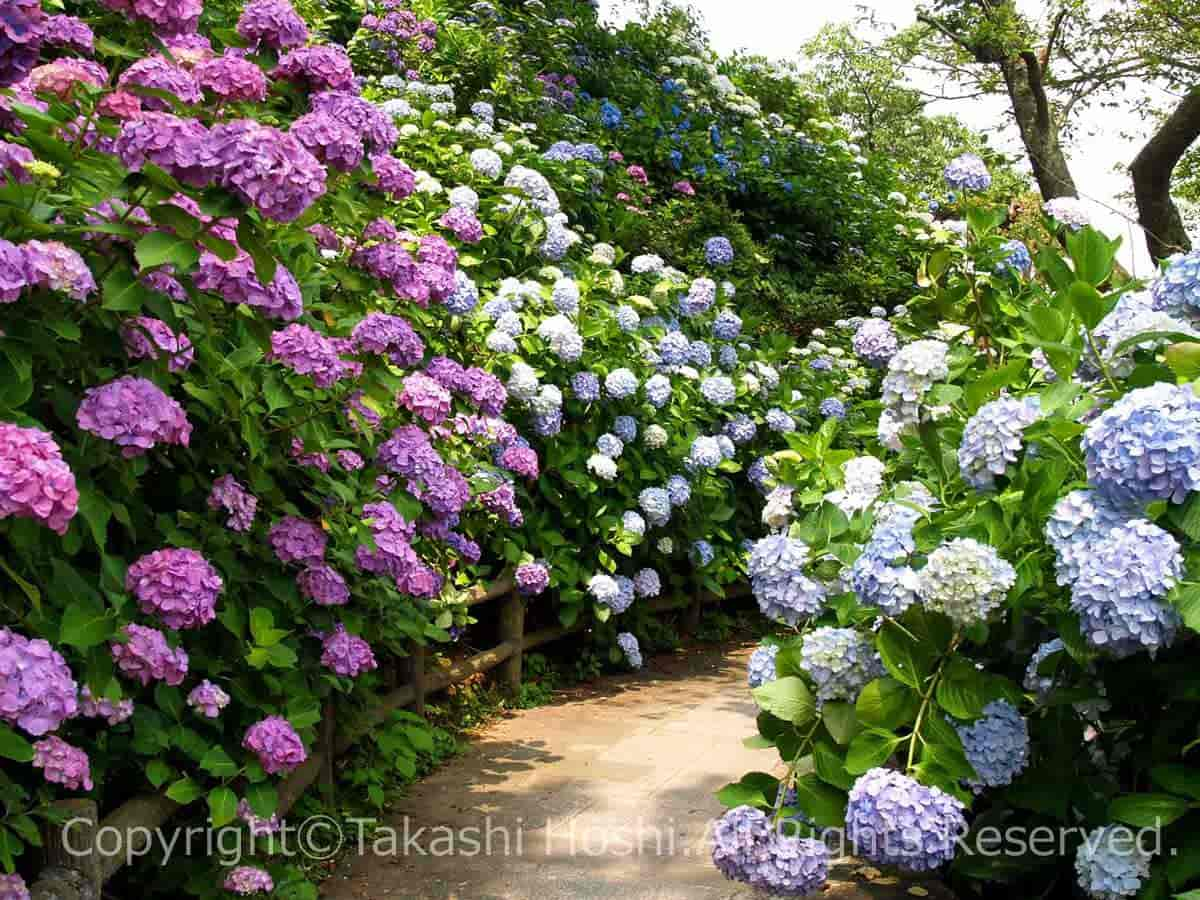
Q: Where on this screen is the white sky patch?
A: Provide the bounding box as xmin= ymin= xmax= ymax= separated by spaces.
xmin=601 ymin=0 xmax=1174 ymax=275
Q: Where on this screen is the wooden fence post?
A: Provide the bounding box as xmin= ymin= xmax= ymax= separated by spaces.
xmin=319 ymin=701 xmax=335 ymax=803
xmin=409 ymin=642 xmax=427 ymax=716
xmin=497 ymin=588 xmax=525 ymax=693
xmin=31 ymin=799 xmax=101 ymax=900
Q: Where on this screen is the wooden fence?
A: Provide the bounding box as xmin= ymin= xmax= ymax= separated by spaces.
xmin=28 ymin=577 xmax=745 ymax=899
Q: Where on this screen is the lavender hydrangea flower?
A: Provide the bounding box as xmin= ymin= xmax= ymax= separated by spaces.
xmin=704 ymin=236 xmax=734 ymax=266
xmin=237 ymin=0 xmax=308 ymax=49
xmin=298 ymin=564 xmax=350 ymax=607
xmin=516 ymin=561 xmax=550 ymax=596
xmin=116 ymin=113 xmax=213 ymax=188
xmin=1150 ymin=249 xmax=1200 ymax=314
xmin=701 ymin=376 xmax=736 ymax=406
xmin=195 ymin=250 xmax=303 ymax=321
xmin=32 ymin=736 xmax=92 ymax=791
xmin=616 ymin=305 xmax=640 ymax=332
xmin=916 ymin=539 xmax=1015 ymax=627
xmin=117 ymin=56 xmax=201 ymax=109
xmin=269 ymin=517 xmax=327 ymax=566
xmin=224 ymin=866 xmax=275 ymax=896
xmin=237 ymin=799 xmax=281 ymax=837
xmin=0 ymin=423 xmax=79 ymax=535
xmin=633 ymin=568 xmax=660 ymax=598
xmin=765 ymin=408 xmax=795 ymax=433
xmin=1045 ymin=490 xmax=1128 ymax=586
xmin=76 ymin=376 xmax=191 ymax=457
xmin=679 ymin=277 xmax=716 ymax=317
xmin=201 ymin=121 xmax=326 ymax=223
xmin=819 ymin=397 xmax=846 ymax=420
xmin=955 ymin=699 xmax=1029 ymax=791
xmin=1070 ymin=519 xmax=1182 ymax=658
xmin=943 ymin=153 xmax=991 ymax=191
xmin=1082 ymin=383 xmax=1200 ymax=507
xmin=852 ymin=318 xmax=899 ymax=368
xmin=617 ymin=632 xmax=642 ymax=668
xmin=850 ymin=514 xmax=922 ymax=616
xmin=605 ymin=368 xmax=638 ymax=399
xmin=748 ymin=535 xmax=826 ymax=626
xmin=111 ymin=624 xmax=188 ymax=686
xmin=692 ymin=540 xmax=715 ymax=567
xmin=78 ymin=686 xmax=133 ymax=725
xmin=846 ymin=768 xmax=966 ymax=872
xmin=638 ymin=487 xmax=671 ymax=527
xmin=121 ymin=317 xmax=194 ymax=372
xmin=689 ymin=436 xmax=723 ymax=469
xmin=0 ymin=628 xmax=78 ymax=735
xmin=0 ymin=874 xmax=29 ymax=899
xmin=187 ymin=680 xmax=230 ymax=718
xmin=100 ymin=0 xmax=200 ymax=35
xmin=645 ymin=374 xmax=672 ymax=409
xmin=1044 ymin=196 xmax=1090 ymax=229
xmin=243 ymin=715 xmax=307 ymax=774
xmin=711 ymin=805 xmax=829 ymax=895
xmin=321 ymin=624 xmax=377 ymax=678
xmin=470 ymin=148 xmax=503 ymax=179
xmin=126 ymin=548 xmax=222 ymax=630
xmin=1075 ymin=825 xmax=1152 ymax=900
xmin=747 ymin=644 xmax=778 ymax=688
xmin=23 ymin=240 xmax=96 ymax=300
xmin=800 ymin=627 xmax=885 ymax=704
xmin=1023 ymin=638 xmax=1066 ymax=700
xmin=957 ymin=396 xmax=1042 ymax=490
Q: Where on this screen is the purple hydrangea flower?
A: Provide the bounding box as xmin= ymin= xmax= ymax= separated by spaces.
xmin=243 ymin=715 xmax=307 ymax=774
xmin=515 ymin=561 xmax=550 ymax=596
xmin=116 ymin=113 xmax=213 ymax=188
xmin=207 ymin=475 xmax=257 ymax=533
xmin=944 ymin=153 xmax=991 ymax=191
xmin=23 ymin=240 xmax=96 ymax=300
xmin=223 ymin=865 xmax=275 ymax=895
xmin=852 ymin=318 xmax=899 ymax=368
xmin=297 ymin=564 xmax=350 ymax=606
xmin=126 ymin=548 xmax=222 ymax=630
xmin=269 ymin=517 xmax=327 ymax=566
xmin=187 ymin=679 xmax=230 ymax=718
xmin=321 ymin=624 xmax=377 ymax=678
xmin=748 ymin=535 xmax=826 ymax=626
xmin=439 ymin=206 xmax=484 ymax=243
xmin=237 ymin=0 xmax=308 ymax=49
xmin=117 ymin=56 xmax=201 ymax=110
xmin=99 ymin=0 xmax=200 ymax=35
xmin=78 ymin=686 xmax=133 ymax=725
xmin=845 ymin=768 xmax=966 ymax=871
xmin=200 ymin=121 xmax=326 ymax=223
xmin=0 ymin=423 xmax=78 ymax=535
xmin=0 ymin=0 xmax=44 ymax=89
xmin=290 ymin=111 xmax=364 ymax=173
xmin=0 ymin=627 xmax=78 ymax=735
xmin=372 ymin=153 xmax=416 ymax=199
xmin=76 ymin=376 xmax=191 ymax=457
xmin=195 ymin=53 xmax=268 ymax=103
xmin=42 ymin=15 xmax=94 ymax=54
xmin=32 ymin=735 xmax=92 ymax=791
xmin=269 ymin=324 xmax=353 ymax=389
xmin=399 ymin=372 xmax=452 ymax=425
xmin=111 ymin=624 xmax=188 ymax=686
xmin=121 ymin=316 xmax=194 ymax=372
xmin=274 ymin=46 xmax=355 ymax=92
xmin=0 ymin=873 xmax=29 ymax=899
xmin=195 ymin=250 xmax=303 ymax=320
xmin=311 ymin=90 xmax=398 ymax=152
xmin=711 ymin=805 xmax=829 ymax=894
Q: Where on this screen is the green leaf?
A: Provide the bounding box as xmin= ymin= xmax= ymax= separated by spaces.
xmin=0 ymin=724 xmax=33 ymax=762
xmin=135 ymin=231 xmax=199 ymax=272
xmin=751 ymin=676 xmax=816 ymax=727
xmin=1166 ymin=343 xmax=1200 ymax=380
xmin=856 ymin=678 xmax=919 ymax=731
xmin=75 ymin=488 xmax=110 ymax=549
xmin=245 ymin=781 xmax=278 ymax=819
xmin=813 ymin=741 xmax=853 ymax=790
xmin=237 ymin=220 xmax=278 ymax=285
xmin=102 ymin=266 xmax=149 ymax=312
xmin=845 ymin=728 xmax=902 ymax=774
xmin=876 ymin=623 xmax=934 ymax=689
xmin=199 ymin=747 xmax=239 ymax=777
xmin=821 ymin=701 xmax=861 ymax=746
xmin=59 ymin=597 xmax=112 ymax=649
xmin=1109 ymin=793 xmax=1190 ymax=828
xmin=207 ymin=787 xmax=238 ymax=828
xmin=1151 ymin=765 xmax=1200 ymax=800
xmin=1066 ymin=227 xmax=1120 ymax=286
xmin=146 ymin=759 xmax=173 ymax=787
xmin=1067 ymin=281 xmax=1110 ymax=331
xmin=0 ymin=558 xmax=40 ymax=613
xmin=791 ymin=774 xmax=848 ymax=828
xmin=165 ymin=777 xmax=205 ymax=805
xmin=154 ymin=684 xmax=184 ymax=720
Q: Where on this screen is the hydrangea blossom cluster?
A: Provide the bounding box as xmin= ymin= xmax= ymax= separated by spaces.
xmin=0 ymin=627 xmax=78 ymax=735
xmin=916 ymin=539 xmax=1015 ymax=626
xmin=955 ymin=700 xmax=1030 ymax=791
xmin=243 ymin=715 xmax=307 ymax=774
xmin=748 ymin=535 xmax=826 ymax=626
xmin=880 ymin=340 xmax=949 ymax=441
xmin=0 ymin=423 xmax=79 ymax=535
xmin=78 ymin=686 xmax=133 ymax=725
xmin=943 ymin=153 xmax=991 ymax=191
xmin=851 ymin=318 xmax=899 ymax=368
xmin=800 ymin=627 xmax=884 ymax=704
xmin=111 ymin=624 xmax=188 ymax=686
xmin=207 ymin=475 xmax=257 ymax=533
xmin=1150 ymin=249 xmax=1200 ymax=314
xmin=1044 ymin=196 xmax=1090 ymax=229
xmin=1023 ymin=639 xmax=1066 ymax=700
xmin=1075 ymin=825 xmax=1152 ymax=900
xmin=711 ymin=805 xmax=829 ymax=895
xmin=617 ymin=632 xmax=642 ymax=669
xmin=32 ymin=735 xmax=92 ymax=791
xmin=633 ymin=568 xmax=660 ymax=598
xmin=516 ymin=561 xmax=550 ymax=596
xmin=269 ymin=517 xmax=327 ymax=566
xmin=747 ymin=644 xmax=778 ymax=688
xmin=187 ymin=680 xmax=230 ymax=718
xmin=957 ymin=396 xmax=1042 ymax=490
xmin=845 ymin=768 xmax=967 ymax=872
xmin=224 ymin=866 xmax=275 ymax=896
xmin=704 ymin=236 xmax=734 ymax=266
xmin=126 ymin=548 xmax=222 ymax=630
xmin=76 ymin=376 xmax=192 ymax=457
xmin=1045 ymin=490 xmax=1128 ymax=586
xmin=321 ymin=625 xmax=378 ymax=678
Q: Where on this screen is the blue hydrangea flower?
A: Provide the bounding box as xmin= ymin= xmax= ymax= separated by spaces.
xmin=532 ymin=409 xmax=562 ymax=437
xmin=711 ymin=806 xmax=829 ymax=896
xmin=957 ymin=396 xmax=1042 ymax=491
xmin=599 ymin=100 xmax=622 ymax=128
xmin=691 ymin=540 xmax=715 ymax=567
xmin=1075 ymin=825 xmax=1152 ymax=900
xmin=679 ymin=277 xmax=717 ymax=317
xmin=997 ymin=240 xmax=1033 ymax=275
xmin=713 ymin=309 xmax=742 ymax=341
xmin=1150 ymin=249 xmax=1200 ymax=314
xmin=621 ymin=510 xmax=646 ymax=538
xmin=638 ymin=487 xmax=671 ymax=527
xmin=810 ymin=356 xmax=833 ymax=372
xmin=944 ymin=153 xmax=991 ymax=191
xmin=955 ymin=700 xmax=1030 ymax=791
xmin=571 ymin=371 xmax=600 ymax=402
xmin=445 ymin=270 xmax=479 ymax=315
xmin=800 ymin=627 xmax=884 ymax=704
xmin=1045 ymin=490 xmax=1129 ymax=586
xmin=747 ymin=644 xmax=778 ymax=688
xmin=666 ymin=474 xmax=691 ymax=507
xmin=1023 ymin=638 xmax=1066 ymax=700
xmin=717 ymin=435 xmax=736 ymax=460
xmin=1082 ymin=383 xmax=1200 ymax=506
xmin=596 ymin=432 xmax=624 ymax=459
xmin=819 ymin=397 xmax=846 ymax=420
xmin=1070 ymin=519 xmax=1182 ymax=658
xmin=645 ymin=374 xmax=672 ymax=409
xmin=588 ymin=574 xmax=619 ymax=606
xmin=689 ymin=340 xmax=712 ymax=368
xmin=766 ymin=408 xmax=796 ymax=433
xmin=633 ymin=568 xmax=660 ymax=598
xmin=613 ymin=415 xmax=637 ymax=442
xmin=916 ymin=538 xmax=1015 ymax=627
xmin=705 ymin=236 xmax=734 ymax=266
xmin=852 ymin=318 xmax=899 ymax=368
xmin=850 ymin=514 xmax=922 ymax=617
xmin=617 ymin=632 xmax=642 ymax=668
xmin=701 ymin=376 xmax=737 ymax=406
xmin=615 ymin=305 xmax=640 ymax=332
xmin=748 ymin=457 xmax=771 ymax=493
xmin=724 ymin=414 xmax=756 ymax=445
xmin=482 ymin=298 xmax=514 ymax=321
xmin=846 ymin=769 xmax=967 ymax=872
xmin=612 ymin=576 xmax=635 ymax=613
xmin=658 ymin=331 xmax=691 ymax=366
xmin=605 ymin=368 xmax=638 ymax=399
xmin=552 ymin=278 xmax=580 ymax=315
xmin=748 ymin=535 xmax=826 ymax=626
xmin=689 ymin=436 xmax=724 ymax=468
xmin=719 ymin=344 xmax=738 ymax=370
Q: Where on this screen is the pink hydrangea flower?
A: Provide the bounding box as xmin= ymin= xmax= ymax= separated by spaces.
xmin=207 ymin=475 xmax=257 ymax=533
xmin=269 ymin=517 xmax=327 ymax=566
xmin=41 ymin=15 xmax=94 ymax=54
xmin=320 ymin=624 xmax=377 ymax=678
xmin=242 ymin=715 xmax=307 ymax=774
xmin=0 ymin=423 xmax=78 ymax=535
xmin=117 ymin=56 xmax=201 ymax=110
xmin=194 ymin=250 xmax=303 ymax=321
xmin=126 ymin=548 xmax=222 ymax=630
xmin=112 ymin=624 xmax=188 ymax=686
xmin=237 ymin=0 xmax=308 ymax=50
xmin=223 ymin=865 xmax=274 ymax=895
xmin=673 ymin=180 xmax=695 ymax=195
xmin=499 ymin=445 xmax=539 ymax=479
xmin=0 ymin=627 xmax=78 ymax=735
xmin=195 ymin=53 xmax=268 ymax=103
xmin=97 ymin=90 xmax=142 ymax=120
xmin=29 ymin=59 xmax=107 ymax=98
xmin=273 ymin=46 xmax=355 ymax=92
xmin=438 ymin=207 xmax=483 ymax=243
xmin=626 ymin=164 xmax=647 ymax=184
xmin=0 ymin=873 xmax=29 ymax=899
xmin=0 ymin=142 xmax=31 ymax=185
xmin=78 ymin=685 xmax=134 ymax=725
xmin=399 ymin=372 xmax=453 ymax=425
xmin=32 ymin=736 xmax=92 ymax=791
xmin=187 ymin=679 xmax=230 ymax=718
xmin=76 ymin=376 xmax=191 ymax=457
xmin=237 ymin=799 xmax=280 ymax=836
xmin=371 ymin=154 xmax=416 ymax=199
xmin=115 ymin=113 xmax=213 ymax=188
xmin=99 ymin=0 xmax=201 ymax=35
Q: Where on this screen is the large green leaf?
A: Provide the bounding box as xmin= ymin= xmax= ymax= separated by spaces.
xmin=0 ymin=725 xmax=33 ymax=762
xmin=207 ymin=787 xmax=238 ymax=828
xmin=751 ymin=676 xmax=816 ymax=727
xmin=59 ymin=597 xmax=112 ymax=650
xmin=1109 ymin=793 xmax=1190 ymax=828
xmin=1151 ymin=765 xmax=1200 ymax=800
xmin=856 ymin=678 xmax=919 ymax=730
xmin=845 ymin=728 xmax=902 ymax=774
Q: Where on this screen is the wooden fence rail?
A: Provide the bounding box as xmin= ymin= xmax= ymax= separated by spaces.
xmin=28 ymin=578 xmax=745 ymax=899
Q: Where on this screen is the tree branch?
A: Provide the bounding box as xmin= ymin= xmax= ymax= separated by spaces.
xmin=1019 ymin=50 xmax=1053 ymax=131
xmin=1131 ymin=88 xmax=1200 ymax=261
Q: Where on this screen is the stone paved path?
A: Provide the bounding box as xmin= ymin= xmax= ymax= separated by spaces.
xmin=320 ymin=641 xmax=954 ymax=900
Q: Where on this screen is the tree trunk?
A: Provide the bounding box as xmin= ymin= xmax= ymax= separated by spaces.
xmin=1131 ymin=89 xmax=1200 ymax=262
xmin=1001 ymin=56 xmax=1078 ymax=200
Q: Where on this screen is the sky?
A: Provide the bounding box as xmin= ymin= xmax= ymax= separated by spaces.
xmin=598 ymin=0 xmax=1166 ymax=276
